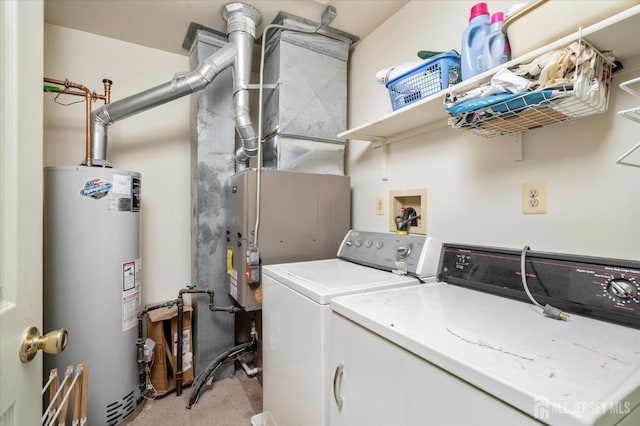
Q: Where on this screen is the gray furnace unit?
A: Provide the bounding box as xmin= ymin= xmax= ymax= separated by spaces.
xmin=227 ymin=169 xmax=350 ymax=311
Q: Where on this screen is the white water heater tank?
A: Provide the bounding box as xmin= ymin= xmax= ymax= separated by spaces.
xmin=43 ymin=166 xmax=141 ymax=425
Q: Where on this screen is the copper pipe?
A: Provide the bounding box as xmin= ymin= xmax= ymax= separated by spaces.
xmin=44 ymin=77 xmax=112 ymax=166
xmin=92 ymin=80 xmax=112 ymax=104
xmin=44 ymin=77 xmax=92 ymax=166
xmin=102 ymin=79 xmax=112 ymax=104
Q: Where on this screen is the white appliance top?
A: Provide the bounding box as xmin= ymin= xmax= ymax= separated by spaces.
xmin=331 ymin=283 xmax=640 ymax=426
xmin=263 ymin=258 xmax=426 ymax=304
xmin=337 ymin=230 xmax=441 ymax=278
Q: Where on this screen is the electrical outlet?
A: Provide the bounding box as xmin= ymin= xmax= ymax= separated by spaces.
xmin=375 ymin=196 xmax=385 ymax=215
xmin=522 ymin=182 xmax=547 ymax=214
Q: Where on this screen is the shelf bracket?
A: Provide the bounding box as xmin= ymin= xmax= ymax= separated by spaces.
xmin=380 ymin=138 xmax=390 ymax=181
xmin=511 ymin=132 xmax=523 ymax=161
xmin=616 ymin=141 xmax=640 ymax=168
xmin=620 ymin=76 xmax=640 ymax=99
xmin=370 ymin=137 xmax=390 ymax=181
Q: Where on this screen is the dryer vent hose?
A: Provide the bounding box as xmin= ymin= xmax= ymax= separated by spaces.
xmin=186 ymin=337 xmax=257 ymax=409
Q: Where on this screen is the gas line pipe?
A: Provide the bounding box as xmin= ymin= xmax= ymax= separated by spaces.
xmin=175 ymin=287 xmax=243 ymax=396
xmin=135 ymin=286 xmax=243 ymax=399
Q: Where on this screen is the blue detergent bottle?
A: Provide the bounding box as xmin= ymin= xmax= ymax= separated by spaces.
xmin=461 ymin=2 xmax=490 ymax=81
xmin=482 ymin=11 xmax=512 ymax=71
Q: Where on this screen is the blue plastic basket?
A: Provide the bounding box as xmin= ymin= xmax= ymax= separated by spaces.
xmin=386 ymin=51 xmax=461 ymax=111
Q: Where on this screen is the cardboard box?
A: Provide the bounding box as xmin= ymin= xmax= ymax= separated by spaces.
xmin=146 ymin=303 xmax=193 ymax=394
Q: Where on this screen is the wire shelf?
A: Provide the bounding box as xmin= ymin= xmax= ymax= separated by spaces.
xmin=617 ymin=77 xmax=640 ymax=167
xmin=618 ymin=107 xmax=640 ymax=124
xmin=447 ymin=38 xmax=613 ymax=137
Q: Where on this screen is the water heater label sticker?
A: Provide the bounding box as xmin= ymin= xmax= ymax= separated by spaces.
xmin=123 ymin=261 xmax=136 ymax=291
xmin=122 ymin=259 xmax=141 ymax=331
xmin=122 ymin=293 xmax=138 ymax=331
xmin=112 ymin=174 xmax=132 ymax=195
xmin=110 ymin=197 xmax=132 ymax=211
xmin=79 ymin=178 xmax=112 ymax=199
xmin=132 ymin=178 xmax=141 ymax=212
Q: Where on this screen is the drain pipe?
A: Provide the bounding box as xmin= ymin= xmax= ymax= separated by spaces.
xmin=90 ymin=2 xmax=261 ymax=167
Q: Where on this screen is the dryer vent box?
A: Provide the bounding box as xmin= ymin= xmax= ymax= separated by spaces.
xmin=389 ymin=189 xmax=427 ymax=235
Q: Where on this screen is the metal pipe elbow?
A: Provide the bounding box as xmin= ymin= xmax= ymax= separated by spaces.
xmin=195 ymin=42 xmax=236 ymax=85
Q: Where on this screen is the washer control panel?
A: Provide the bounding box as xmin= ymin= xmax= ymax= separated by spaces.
xmin=338 ymin=230 xmax=441 ymax=278
xmin=438 ymin=244 xmax=640 ymax=328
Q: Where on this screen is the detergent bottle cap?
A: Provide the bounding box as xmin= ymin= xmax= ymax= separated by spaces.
xmin=491 ymin=12 xmax=504 ymax=24
xmin=469 ymin=3 xmax=489 ymax=21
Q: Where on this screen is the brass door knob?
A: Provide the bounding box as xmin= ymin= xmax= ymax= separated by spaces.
xmin=19 ymin=327 xmax=68 ymax=363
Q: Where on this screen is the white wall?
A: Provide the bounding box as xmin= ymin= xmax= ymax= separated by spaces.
xmin=347 ymin=1 xmax=640 ymax=260
xmin=44 ymin=24 xmax=191 ymax=304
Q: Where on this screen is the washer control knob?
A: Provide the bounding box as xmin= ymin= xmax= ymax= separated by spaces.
xmin=608 ymin=278 xmax=637 ymax=300
xmin=345 ymin=240 xmax=352 ymax=247
xmin=355 ymin=240 xmax=363 ymax=247
xmin=376 ymin=241 xmax=384 ymax=249
xmin=365 ymin=240 xmax=373 ymax=248
xmin=396 ymin=243 xmax=412 ymax=259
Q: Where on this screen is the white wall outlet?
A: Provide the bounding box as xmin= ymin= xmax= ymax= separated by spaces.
xmin=522 ymin=182 xmax=547 ymax=214
xmin=375 ymin=196 xmax=385 ymax=215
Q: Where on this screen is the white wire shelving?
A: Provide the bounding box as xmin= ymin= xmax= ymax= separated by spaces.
xmin=617 ymin=76 xmax=640 ymax=167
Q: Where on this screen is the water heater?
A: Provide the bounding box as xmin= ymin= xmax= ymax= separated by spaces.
xmin=43 ymin=166 xmax=141 ymax=425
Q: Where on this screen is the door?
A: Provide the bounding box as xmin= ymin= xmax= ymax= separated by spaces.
xmin=0 ymin=1 xmax=45 ymax=425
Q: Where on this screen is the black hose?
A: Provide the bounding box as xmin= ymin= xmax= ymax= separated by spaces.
xmin=395 ymin=207 xmax=420 ymax=232
xmin=186 ymin=338 xmax=257 ymax=409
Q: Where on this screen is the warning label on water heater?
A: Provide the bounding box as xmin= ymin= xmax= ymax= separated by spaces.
xmin=122 ymin=259 xmax=141 ymax=331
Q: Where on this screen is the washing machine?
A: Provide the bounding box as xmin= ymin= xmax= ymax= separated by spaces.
xmin=261 ymin=230 xmax=441 ymax=426
xmin=329 ymin=243 xmax=640 ymax=425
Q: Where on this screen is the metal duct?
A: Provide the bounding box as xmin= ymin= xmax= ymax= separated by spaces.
xmin=89 ymin=2 xmax=261 ymax=167
xmin=223 ymin=4 xmax=262 ymax=168
xmin=261 ymin=12 xmax=358 ymax=175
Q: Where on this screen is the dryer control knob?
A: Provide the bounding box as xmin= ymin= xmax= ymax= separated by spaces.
xmin=608 ymin=278 xmax=637 ymax=300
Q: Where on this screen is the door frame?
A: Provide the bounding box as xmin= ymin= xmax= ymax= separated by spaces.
xmin=0 ymin=0 xmax=44 ymax=424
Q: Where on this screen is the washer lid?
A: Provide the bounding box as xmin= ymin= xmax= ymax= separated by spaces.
xmin=331 ymin=283 xmax=640 ymax=426
xmin=263 ymin=259 xmax=422 ymax=304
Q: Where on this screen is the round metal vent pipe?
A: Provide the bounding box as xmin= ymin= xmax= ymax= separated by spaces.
xmin=90 ymin=2 xmax=261 ymax=167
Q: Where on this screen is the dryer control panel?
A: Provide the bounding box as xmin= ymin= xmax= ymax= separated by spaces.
xmin=338 ymin=230 xmax=441 ymax=278
xmin=438 ymin=244 xmax=640 ymax=328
